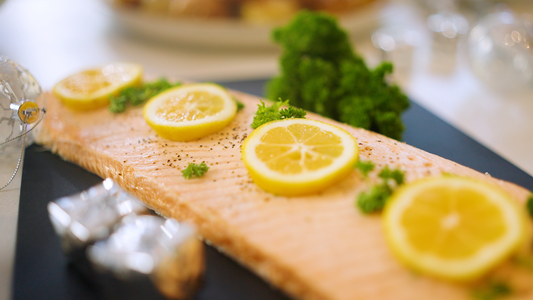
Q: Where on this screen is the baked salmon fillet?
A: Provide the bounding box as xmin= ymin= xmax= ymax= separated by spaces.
xmin=36 ymin=89 xmax=533 ymax=300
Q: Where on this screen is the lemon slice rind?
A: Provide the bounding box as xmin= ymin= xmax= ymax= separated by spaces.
xmin=53 ymin=62 xmax=143 ymax=110
xmin=242 ymin=118 xmax=359 ymax=196
xmin=383 ymin=176 xmax=526 ymax=281
xmin=143 ymin=83 xmax=237 ymax=142
xmin=143 ymin=84 xmax=236 ymax=127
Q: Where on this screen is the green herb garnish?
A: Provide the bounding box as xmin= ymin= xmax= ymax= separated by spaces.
xmin=355 ymin=160 xmax=375 ymax=178
xmin=472 ymin=282 xmax=512 ymax=300
xmin=250 ymin=99 xmax=306 ymax=129
xmin=357 ymin=184 xmax=392 ymax=214
xmin=513 ymin=256 xmax=533 ymax=272
xmin=356 ymin=165 xmax=404 ymax=213
xmin=266 ymin=11 xmax=409 ymax=140
xmin=182 ymin=162 xmax=209 ymax=179
xmin=235 ymin=98 xmax=245 ymax=111
xmin=378 ymin=165 xmax=405 ymax=185
xmin=109 ymin=78 xmax=181 ymax=113
xmin=527 ymin=194 xmax=533 ymax=219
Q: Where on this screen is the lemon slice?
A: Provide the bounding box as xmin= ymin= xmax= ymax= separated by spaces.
xmin=53 ymin=62 xmax=143 ymax=110
xmin=241 ymin=119 xmax=358 ymax=196
xmin=143 ymin=83 xmax=237 ymax=141
xmin=383 ymin=176 xmax=526 ymax=281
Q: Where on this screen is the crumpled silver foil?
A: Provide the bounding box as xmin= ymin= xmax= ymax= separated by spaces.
xmin=48 ymin=178 xmax=204 ymax=299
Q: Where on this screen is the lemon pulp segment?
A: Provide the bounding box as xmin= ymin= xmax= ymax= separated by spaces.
xmin=53 ymin=62 xmax=143 ymax=110
xmin=155 ymin=91 xmax=225 ymax=122
xmin=242 ymin=119 xmax=358 ymax=196
xmin=383 ymin=176 xmax=526 ymax=281
xmin=143 ymin=83 xmax=237 ymax=141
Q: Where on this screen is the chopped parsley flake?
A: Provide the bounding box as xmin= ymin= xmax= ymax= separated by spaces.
xmin=527 ymin=194 xmax=533 ymax=219
xmin=513 ymin=256 xmax=533 ymax=272
xmin=472 ymin=282 xmax=512 ymax=300
xmin=378 ymin=165 xmax=404 ymax=185
xmin=235 ymin=98 xmax=245 ymax=111
xmin=357 ymin=184 xmax=392 ymax=214
xmin=355 ymin=160 xmax=375 ymax=178
xmin=356 ymin=165 xmax=404 ymax=214
xmin=182 ymin=162 xmax=209 ymax=179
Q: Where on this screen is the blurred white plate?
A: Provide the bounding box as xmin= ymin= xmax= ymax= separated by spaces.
xmin=106 ymin=1 xmax=390 ymax=49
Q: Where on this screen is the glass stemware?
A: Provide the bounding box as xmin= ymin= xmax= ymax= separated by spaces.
xmin=0 ymin=56 xmax=45 ymax=190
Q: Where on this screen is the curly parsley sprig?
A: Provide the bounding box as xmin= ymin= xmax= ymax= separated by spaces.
xmin=266 ymin=11 xmax=409 ymax=140
xmin=109 ymin=78 xmax=182 ymax=113
xmin=356 ymin=165 xmax=405 ymax=214
xmin=250 ymin=99 xmax=306 ymax=129
xmin=182 ymin=162 xmax=209 ymax=179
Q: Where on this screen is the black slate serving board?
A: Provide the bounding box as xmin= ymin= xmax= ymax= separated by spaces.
xmin=12 ymin=79 xmax=533 ymax=300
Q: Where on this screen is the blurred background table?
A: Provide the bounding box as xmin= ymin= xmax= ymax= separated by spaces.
xmin=0 ymin=0 xmax=532 ymax=299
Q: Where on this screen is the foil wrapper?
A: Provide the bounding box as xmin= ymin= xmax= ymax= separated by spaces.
xmin=48 ymin=179 xmax=204 ymax=299
xmin=48 ymin=178 xmax=147 ymax=253
xmin=88 ymin=215 xmax=204 ymax=299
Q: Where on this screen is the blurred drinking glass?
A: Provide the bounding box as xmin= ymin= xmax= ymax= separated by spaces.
xmin=371 ymin=26 xmax=421 ymax=82
xmin=468 ymin=10 xmax=533 ymax=92
xmin=427 ymin=11 xmax=469 ymax=74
